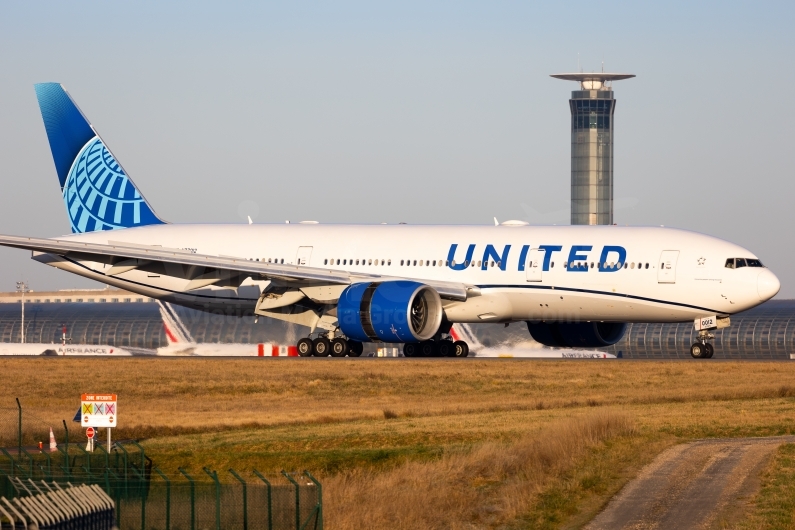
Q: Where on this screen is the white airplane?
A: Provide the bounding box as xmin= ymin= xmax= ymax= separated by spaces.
xmin=0 ymin=84 xmax=780 ymax=359
xmin=0 ymin=343 xmax=132 ymax=356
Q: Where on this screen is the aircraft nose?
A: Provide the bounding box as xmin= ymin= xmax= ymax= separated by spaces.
xmin=757 ymin=269 xmax=780 ymax=301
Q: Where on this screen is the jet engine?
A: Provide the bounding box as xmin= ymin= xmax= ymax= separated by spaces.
xmin=338 ymin=281 xmax=443 ymax=343
xmin=526 ymin=322 xmax=626 ymax=348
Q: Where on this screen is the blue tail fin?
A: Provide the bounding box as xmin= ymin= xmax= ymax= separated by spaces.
xmin=34 ymin=83 xmax=165 ymax=233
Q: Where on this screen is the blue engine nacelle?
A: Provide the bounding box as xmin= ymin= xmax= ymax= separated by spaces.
xmin=338 ymin=281 xmax=444 ymax=343
xmin=526 ymin=322 xmax=626 ymax=348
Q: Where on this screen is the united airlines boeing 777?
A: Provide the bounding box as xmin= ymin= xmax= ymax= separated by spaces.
xmin=0 ymin=84 xmax=780 ymax=358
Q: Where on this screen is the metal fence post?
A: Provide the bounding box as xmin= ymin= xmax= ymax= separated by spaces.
xmin=229 ymin=469 xmax=248 ymax=530
xmin=153 ymin=467 xmax=171 ymax=530
xmin=282 ymin=471 xmax=300 ymax=530
xmin=62 ymin=419 xmax=69 ymax=480
xmin=202 ymin=467 xmax=221 ymax=530
xmin=304 ymin=471 xmax=323 ymax=530
xmin=178 ymin=467 xmax=196 ymax=530
xmin=96 ymin=444 xmax=111 ymax=473
xmin=253 ymin=470 xmax=272 ymax=530
xmin=15 ymin=398 xmax=21 ymax=460
xmin=126 ymin=441 xmax=147 ymax=477
xmin=116 ymin=442 xmax=130 ymax=498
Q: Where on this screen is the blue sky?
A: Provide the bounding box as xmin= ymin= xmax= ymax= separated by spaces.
xmin=0 ymin=1 xmax=793 ymax=295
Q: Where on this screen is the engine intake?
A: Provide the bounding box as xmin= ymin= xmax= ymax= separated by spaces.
xmin=338 ymin=281 xmax=443 ymax=343
xmin=526 ymin=322 xmax=626 ymax=348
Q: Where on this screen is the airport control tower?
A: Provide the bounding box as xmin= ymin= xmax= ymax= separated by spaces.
xmin=550 ymin=73 xmax=635 ymax=225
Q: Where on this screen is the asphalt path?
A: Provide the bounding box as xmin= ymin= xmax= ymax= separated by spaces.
xmin=585 ymin=435 xmax=795 ymax=530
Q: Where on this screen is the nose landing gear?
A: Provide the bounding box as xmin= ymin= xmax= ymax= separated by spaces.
xmin=690 ymin=331 xmax=715 ymax=359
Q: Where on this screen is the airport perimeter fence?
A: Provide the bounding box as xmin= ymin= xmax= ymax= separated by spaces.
xmin=1 ymin=401 xmax=323 ymax=529
xmin=0 ymin=401 xmax=72 ymax=454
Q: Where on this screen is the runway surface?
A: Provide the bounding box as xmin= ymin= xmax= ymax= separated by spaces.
xmin=585 ymin=435 xmax=795 ymax=529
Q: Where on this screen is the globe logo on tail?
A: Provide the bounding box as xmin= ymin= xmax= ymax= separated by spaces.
xmin=64 ymin=137 xmax=160 ymax=233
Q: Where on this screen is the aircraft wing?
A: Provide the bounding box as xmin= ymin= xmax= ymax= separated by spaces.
xmin=0 ymin=234 xmax=469 ymax=301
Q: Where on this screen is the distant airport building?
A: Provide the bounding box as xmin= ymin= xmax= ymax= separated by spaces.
xmin=0 ymin=288 xmax=152 ymax=304
xmin=550 ymin=72 xmax=635 ymax=225
xmin=0 ymin=289 xmax=295 ymax=349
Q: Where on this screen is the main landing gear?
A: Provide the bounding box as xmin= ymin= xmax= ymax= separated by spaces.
xmin=403 ymin=339 xmax=469 ymax=358
xmin=296 ymin=336 xmax=363 ymax=357
xmin=690 ymin=330 xmax=714 ymax=359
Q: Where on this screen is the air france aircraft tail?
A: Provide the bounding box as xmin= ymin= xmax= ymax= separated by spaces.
xmin=34 ymin=83 xmax=164 ymax=233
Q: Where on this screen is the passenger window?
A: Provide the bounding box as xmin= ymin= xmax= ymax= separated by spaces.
xmin=735 ymin=258 xmax=747 ymax=268
xmin=725 ymin=259 xmax=735 ymax=269
xmin=645 ymin=263 xmax=649 ymax=269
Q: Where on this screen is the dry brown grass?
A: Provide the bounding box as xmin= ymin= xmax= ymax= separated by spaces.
xmin=2 ymin=358 xmax=795 ymax=528
xmin=324 ymin=411 xmax=635 ymax=530
xmin=1 ymin=358 xmax=794 ymax=436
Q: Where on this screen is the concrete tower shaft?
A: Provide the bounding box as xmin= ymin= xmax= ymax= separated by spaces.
xmin=550 ymin=73 xmax=635 ymax=225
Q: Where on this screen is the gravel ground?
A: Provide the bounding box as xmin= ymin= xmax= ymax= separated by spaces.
xmin=585 ymin=435 xmax=795 ymax=530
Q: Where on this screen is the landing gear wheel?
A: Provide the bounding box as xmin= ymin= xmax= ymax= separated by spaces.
xmin=330 ymin=338 xmax=348 ymax=357
xmin=348 ymin=341 xmax=363 ymax=357
xmin=403 ymin=343 xmax=418 ymax=358
xmin=297 ymin=338 xmax=313 ymax=357
xmin=313 ymin=337 xmax=331 ymax=357
xmin=690 ymin=342 xmax=704 ymax=359
xmin=704 ymin=343 xmax=714 ymax=358
xmin=437 ymin=341 xmax=453 ymax=357
xmin=420 ymin=341 xmax=438 ymax=357
xmin=453 ymin=341 xmax=469 ymax=358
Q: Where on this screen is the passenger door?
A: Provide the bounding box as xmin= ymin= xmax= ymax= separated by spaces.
xmin=295 ymin=246 xmax=313 ymax=266
xmin=526 ymin=248 xmax=543 ymax=282
xmin=657 ymin=250 xmax=679 ymax=284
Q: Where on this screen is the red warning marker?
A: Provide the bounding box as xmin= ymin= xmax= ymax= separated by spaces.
xmin=86 ymin=427 xmax=95 ymax=439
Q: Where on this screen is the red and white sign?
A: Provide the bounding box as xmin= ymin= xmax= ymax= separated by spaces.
xmin=81 ymin=393 xmax=117 ymax=428
xmin=86 ymin=427 xmax=95 ymax=439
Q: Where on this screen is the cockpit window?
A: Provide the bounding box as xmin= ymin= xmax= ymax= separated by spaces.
xmin=725 ymin=257 xmax=764 ymax=269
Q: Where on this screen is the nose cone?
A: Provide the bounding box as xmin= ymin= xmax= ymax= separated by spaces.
xmin=757 ymin=269 xmax=781 ymax=301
